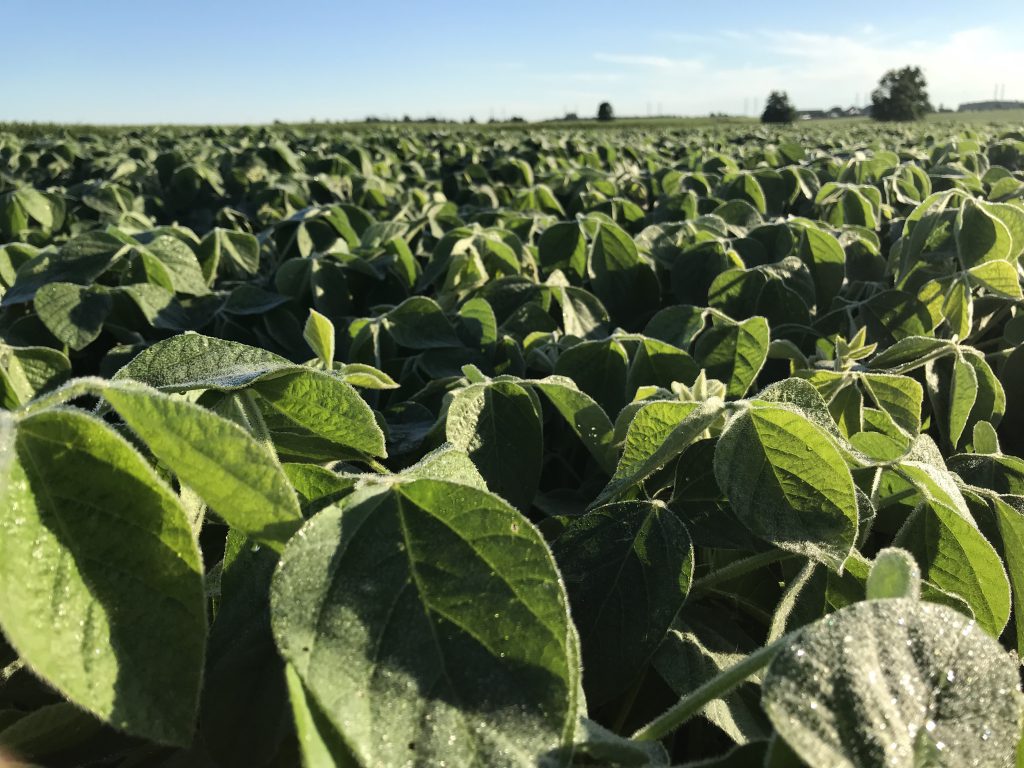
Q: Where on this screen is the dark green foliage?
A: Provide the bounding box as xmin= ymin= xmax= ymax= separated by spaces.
xmin=0 ymin=116 xmax=1023 ymax=766
xmin=871 ymin=66 xmax=933 ymax=121
xmin=761 ymin=91 xmax=796 ymax=124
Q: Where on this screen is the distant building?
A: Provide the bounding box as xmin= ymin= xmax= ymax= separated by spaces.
xmin=958 ymin=100 xmax=1024 ymax=112
xmin=797 ymin=106 xmax=870 ymax=120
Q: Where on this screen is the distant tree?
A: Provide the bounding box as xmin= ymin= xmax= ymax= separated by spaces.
xmin=761 ymin=91 xmax=797 ymax=124
xmin=871 ymin=66 xmax=932 ymax=121
xmin=564 ymin=112 xmax=579 ymax=121
xmin=597 ymin=102 xmax=614 ymax=121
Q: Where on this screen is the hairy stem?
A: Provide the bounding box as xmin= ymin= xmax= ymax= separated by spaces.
xmin=632 ymin=635 xmax=788 ymax=742
xmin=688 ymin=550 xmax=795 ymax=600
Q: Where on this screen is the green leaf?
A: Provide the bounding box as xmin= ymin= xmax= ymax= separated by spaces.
xmin=570 ymin=717 xmax=669 ymax=766
xmin=284 ymin=463 xmax=358 ymax=505
xmin=200 ymin=530 xmax=292 ymax=768
xmin=0 ymin=343 xmax=71 ymax=409
xmin=304 ymin=309 xmax=335 ymax=367
xmin=796 ymin=227 xmax=846 ymax=309
xmin=554 ymin=501 xmax=693 ymax=705
xmin=861 ymin=290 xmax=935 ymax=346
xmin=384 ymin=296 xmax=462 ymax=349
xmin=957 ymin=197 xmax=1014 ymax=267
xmin=284 ymin=664 xmax=359 ymax=768
xmin=336 ymin=363 xmax=399 ymax=390
xmin=948 ymin=453 xmax=1024 ymax=494
xmin=13 ymin=188 xmax=54 ymax=230
xmin=0 ymin=702 xmax=102 ymax=760
xmin=644 ymin=305 xmax=707 ymax=349
xmin=992 ymin=496 xmax=1024 ymax=656
xmin=144 ymin=235 xmax=210 ymax=296
xmin=446 ymin=381 xmax=543 ymax=510
xmin=894 ymin=502 xmax=1010 ymax=637
xmin=589 ymin=222 xmax=660 ymax=328
xmin=250 ymin=370 xmax=386 ymax=459
xmin=114 ymin=333 xmax=292 ymax=392
xmin=198 ymin=227 xmax=261 ymax=281
xmin=33 ymin=283 xmax=112 ymax=351
xmin=0 ymin=410 xmax=205 ymax=746
xmin=271 ymin=479 xmax=581 ymax=767
xmin=867 ymin=336 xmax=953 ymax=371
xmin=538 ymin=222 xmax=586 ymax=279
xmin=949 ymin=353 xmax=979 ymax=449
xmin=553 ymin=338 xmax=628 ymax=417
xmin=866 ymin=547 xmax=921 ymax=600
xmin=968 ymin=259 xmax=1023 ymax=299
xmin=762 ymin=599 xmax=1023 ymax=768
xmin=714 ymin=405 xmax=858 ymax=570
xmin=694 ymin=316 xmax=770 ymax=398
xmin=528 ymin=376 xmax=617 ymax=474
xmin=4 ymin=231 xmax=126 ymax=305
xmin=626 ymin=338 xmax=699 ymax=397
xmin=595 ymin=399 xmax=725 ymax=507
xmin=397 ymin=444 xmax=488 ymax=490
xmin=100 ymin=380 xmax=304 ymax=551
xmin=859 ymin=373 xmax=922 ymax=435
xmin=972 ymin=421 xmax=1000 ymax=454
xmin=652 ymin=621 xmax=770 ymax=745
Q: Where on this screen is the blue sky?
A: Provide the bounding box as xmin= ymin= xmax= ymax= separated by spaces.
xmin=3 ymin=0 xmax=1023 ymax=123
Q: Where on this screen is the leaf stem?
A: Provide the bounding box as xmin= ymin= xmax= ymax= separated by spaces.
xmin=365 ymin=457 xmax=391 ymax=475
xmin=1 ymin=658 xmax=24 ymax=684
xmin=688 ymin=550 xmax=795 ymax=600
xmin=237 ymin=390 xmax=274 ymax=450
xmin=631 ymin=635 xmax=788 ymax=742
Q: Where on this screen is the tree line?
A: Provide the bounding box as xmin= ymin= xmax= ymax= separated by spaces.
xmin=593 ymin=66 xmax=933 ymax=124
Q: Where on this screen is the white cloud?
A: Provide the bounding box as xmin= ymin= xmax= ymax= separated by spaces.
xmin=593 ymin=53 xmax=703 ymax=72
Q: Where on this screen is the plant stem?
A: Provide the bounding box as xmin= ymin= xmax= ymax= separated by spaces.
xmin=365 ymin=457 xmax=390 ymax=475
xmin=1 ymin=658 xmax=24 ymax=684
xmin=631 ymin=635 xmax=788 ymax=742
xmin=237 ymin=390 xmax=274 ymax=450
xmin=688 ymin=550 xmax=794 ymax=600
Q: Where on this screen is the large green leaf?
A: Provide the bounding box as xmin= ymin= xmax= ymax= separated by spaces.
xmin=694 ymin=316 xmax=769 ymax=398
xmin=714 ymin=404 xmax=858 ymax=569
xmin=0 ymin=410 xmax=205 ymax=746
xmin=3 ymin=232 xmax=126 ymax=305
xmin=796 ymin=226 xmax=846 ymax=309
xmin=270 ymin=479 xmax=581 ymax=767
xmin=595 ymin=399 xmax=725 ymax=506
xmin=114 ymin=332 xmax=291 ymax=392
xmin=33 ymin=283 xmax=112 ymax=351
xmin=554 ymin=501 xmax=693 ymax=705
xmin=251 ymin=370 xmax=386 ymax=459
xmin=528 ymin=376 xmax=617 ymax=474
xmin=956 ymin=197 xmax=1014 ymax=267
xmin=588 ymin=222 xmax=660 ymax=328
xmin=446 ymin=380 xmax=543 ymax=510
xmin=100 ymin=380 xmax=304 ymax=550
xmin=894 ymin=501 xmax=1010 ymax=637
xmin=762 ymin=599 xmax=1023 ymax=768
